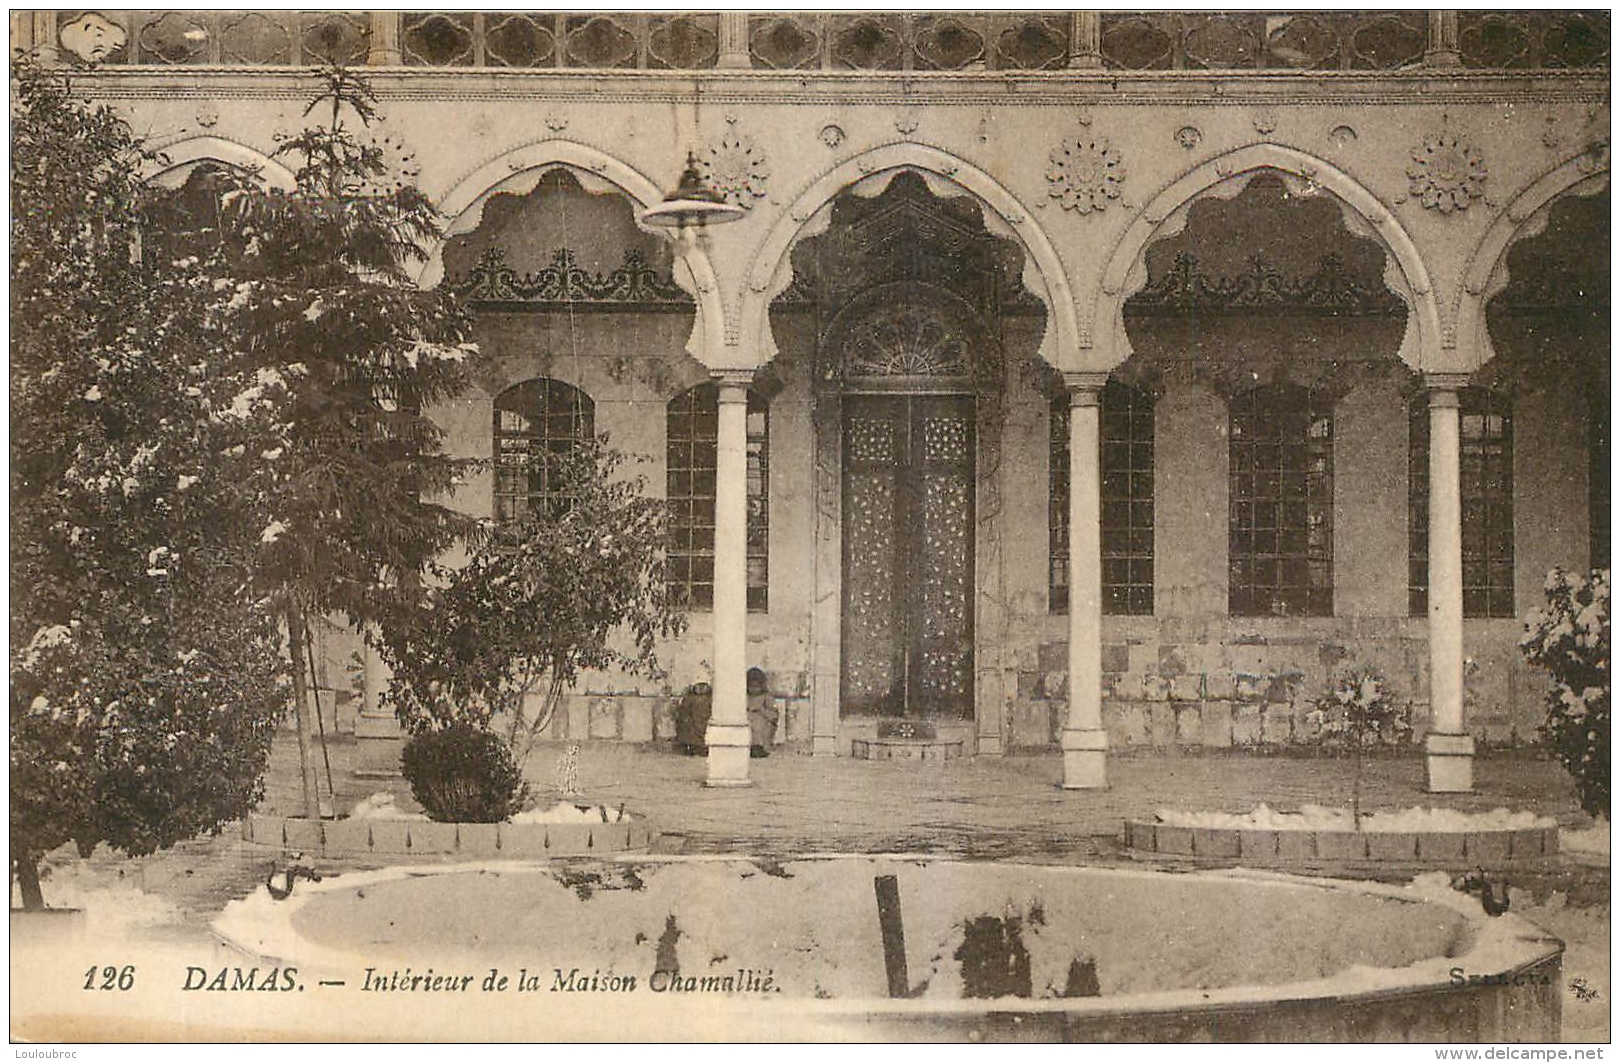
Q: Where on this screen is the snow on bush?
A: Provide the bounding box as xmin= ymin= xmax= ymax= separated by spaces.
xmin=1522 ymin=567 xmax=1610 ymax=819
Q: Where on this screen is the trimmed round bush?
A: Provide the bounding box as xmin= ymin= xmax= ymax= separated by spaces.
xmin=400 ymin=725 xmax=530 ymax=823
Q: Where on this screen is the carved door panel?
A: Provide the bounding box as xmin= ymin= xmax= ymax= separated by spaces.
xmin=841 ymin=395 xmax=975 ymax=719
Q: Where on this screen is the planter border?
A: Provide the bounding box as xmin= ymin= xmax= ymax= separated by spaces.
xmin=1124 ymin=820 xmax=1559 ymax=868
xmin=242 ymin=813 xmax=657 ymax=858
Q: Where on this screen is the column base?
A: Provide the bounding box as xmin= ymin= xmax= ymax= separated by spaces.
xmin=811 ymin=734 xmax=839 ymax=757
xmin=353 ymin=711 xmax=404 ymax=778
xmin=1425 ymin=731 xmax=1476 ymax=793
xmin=1060 ymin=727 xmax=1109 ymax=790
xmin=705 ymin=723 xmax=754 ymax=787
xmin=976 ymin=734 xmax=1004 ymax=756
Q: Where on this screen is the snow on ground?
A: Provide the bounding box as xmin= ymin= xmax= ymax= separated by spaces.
xmin=10 ymin=856 xmax=183 ymax=939
xmin=1510 ymin=888 xmax=1611 ymax=1043
xmin=1155 ymin=803 xmax=1555 ymax=832
xmin=344 ymin=792 xmax=629 ymax=824
xmin=510 ymin=801 xmax=630 ymax=825
xmin=1560 ymin=819 xmax=1611 ymax=857
xmin=346 ymin=792 xmax=427 ymax=821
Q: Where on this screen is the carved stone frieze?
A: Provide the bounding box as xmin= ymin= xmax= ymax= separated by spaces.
xmin=1047 ymin=135 xmax=1125 ymax=214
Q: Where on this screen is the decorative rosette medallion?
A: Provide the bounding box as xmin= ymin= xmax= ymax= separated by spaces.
xmin=700 ymin=120 xmax=770 ymax=209
xmin=1407 ymin=133 xmax=1487 ymax=214
xmin=1047 ymin=136 xmax=1125 ymax=214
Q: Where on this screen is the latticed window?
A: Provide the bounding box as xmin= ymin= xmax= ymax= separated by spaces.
xmin=493 ymin=379 xmax=593 ymax=523
xmin=1229 ymin=385 xmax=1334 ymax=617
xmin=666 ymin=384 xmax=769 ymax=613
xmin=1409 ymin=389 xmax=1515 ymax=618
xmin=1050 ymin=383 xmax=1156 ymax=616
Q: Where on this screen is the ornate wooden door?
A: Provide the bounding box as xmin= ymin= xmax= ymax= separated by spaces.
xmin=841 ymin=394 xmax=975 ymax=719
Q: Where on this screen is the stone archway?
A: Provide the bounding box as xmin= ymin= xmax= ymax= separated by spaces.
xmin=1094 ymin=143 xmax=1442 ymax=373
xmin=145 ymin=134 xmax=297 ymax=190
xmin=769 ymin=169 xmax=1045 ymax=757
xmin=423 ymin=139 xmax=724 ymax=365
xmin=1456 ymin=154 xmax=1611 ymax=370
xmin=741 ymin=143 xmax=1080 ymax=373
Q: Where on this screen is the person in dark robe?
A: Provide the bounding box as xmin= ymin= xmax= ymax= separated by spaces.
xmin=746 ymin=667 xmax=776 ymax=758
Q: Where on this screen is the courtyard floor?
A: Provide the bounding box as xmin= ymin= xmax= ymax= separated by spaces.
xmin=16 ymin=728 xmax=1611 ymax=1042
xmin=265 ymin=731 xmax=1596 ymax=857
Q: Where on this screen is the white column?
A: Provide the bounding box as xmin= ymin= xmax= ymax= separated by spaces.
xmin=1061 ymin=372 xmax=1110 ymax=789
xmin=1425 ymin=376 xmax=1474 ymax=792
xmin=706 ymin=373 xmax=753 ymax=786
xmin=717 ymin=13 xmax=751 ymax=69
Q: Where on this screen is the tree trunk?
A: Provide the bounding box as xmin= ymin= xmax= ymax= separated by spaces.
xmin=286 ymin=600 xmax=323 ymax=820
xmin=1352 ymin=748 xmax=1364 ymax=831
xmin=15 ymin=854 xmax=45 ymax=911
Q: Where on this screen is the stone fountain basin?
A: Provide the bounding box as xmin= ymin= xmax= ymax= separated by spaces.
xmin=215 ymin=856 xmax=1562 ymax=1041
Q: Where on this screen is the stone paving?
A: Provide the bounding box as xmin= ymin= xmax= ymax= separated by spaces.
xmin=257 ymin=730 xmax=1591 ymax=856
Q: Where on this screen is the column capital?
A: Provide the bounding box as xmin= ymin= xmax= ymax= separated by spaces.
xmin=711 ymin=368 xmax=755 ymax=397
xmin=1423 ymin=371 xmax=1471 ymax=400
xmin=1064 ymin=371 xmax=1110 ymax=405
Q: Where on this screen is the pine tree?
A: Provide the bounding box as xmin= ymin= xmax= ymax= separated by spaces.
xmin=218 ymin=66 xmax=479 ymax=816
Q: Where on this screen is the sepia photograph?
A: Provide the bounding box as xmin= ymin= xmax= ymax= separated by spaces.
xmin=8 ymin=7 xmax=1611 ymax=1045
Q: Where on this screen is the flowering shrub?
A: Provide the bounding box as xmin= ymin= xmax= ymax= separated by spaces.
xmin=1521 ymin=568 xmax=1609 ymax=819
xmin=1313 ymin=669 xmax=1411 ymax=750
xmin=10 ymin=62 xmax=290 ymax=907
xmin=1311 ymin=668 xmax=1411 ymax=827
xmin=376 ymin=438 xmax=686 ymax=766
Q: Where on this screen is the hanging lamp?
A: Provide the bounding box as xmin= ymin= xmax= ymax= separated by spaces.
xmin=641 ymin=150 xmax=745 ymax=229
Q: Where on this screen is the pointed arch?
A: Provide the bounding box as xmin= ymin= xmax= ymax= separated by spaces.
xmin=1457 ymin=154 xmax=1610 ymax=370
xmin=145 ymin=134 xmax=296 ymax=190
xmin=1095 ymin=143 xmax=1441 ymax=373
xmin=423 ymin=139 xmax=722 ymax=365
xmin=741 ymin=142 xmax=1080 ymax=371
